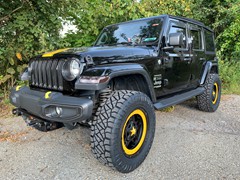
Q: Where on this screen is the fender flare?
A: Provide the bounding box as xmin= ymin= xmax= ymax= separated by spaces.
xmin=200 ymin=61 xmax=218 ymax=85
xmin=75 ymin=64 xmax=156 ymax=102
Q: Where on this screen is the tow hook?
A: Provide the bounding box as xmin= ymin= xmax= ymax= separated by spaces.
xmin=12 ymin=108 xmax=63 ymax=132
xmin=26 ymin=119 xmax=63 ymax=132
xmin=12 ymin=108 xmax=22 ymax=116
xmin=24 ymin=117 xmax=63 ymax=132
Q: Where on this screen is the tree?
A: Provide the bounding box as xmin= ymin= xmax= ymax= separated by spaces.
xmin=0 ymin=0 xmax=74 ymax=93
xmin=191 ymin=0 xmax=240 ymax=61
xmin=63 ymin=0 xmax=193 ymax=47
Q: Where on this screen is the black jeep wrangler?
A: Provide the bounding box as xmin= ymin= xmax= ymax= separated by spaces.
xmin=10 ymin=14 xmax=221 ymax=173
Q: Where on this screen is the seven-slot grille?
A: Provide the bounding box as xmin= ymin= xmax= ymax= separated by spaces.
xmin=29 ymin=58 xmax=65 ymax=91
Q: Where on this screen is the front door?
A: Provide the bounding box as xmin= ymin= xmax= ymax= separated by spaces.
xmin=162 ymin=20 xmax=192 ymax=95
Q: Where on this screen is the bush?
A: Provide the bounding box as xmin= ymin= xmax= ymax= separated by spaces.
xmin=219 ymin=60 xmax=240 ymax=94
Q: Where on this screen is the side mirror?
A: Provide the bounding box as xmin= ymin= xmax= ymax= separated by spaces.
xmin=169 ymin=33 xmax=183 ymax=47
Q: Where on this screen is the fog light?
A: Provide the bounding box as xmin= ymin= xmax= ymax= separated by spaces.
xmin=55 ymin=107 xmax=62 ymax=116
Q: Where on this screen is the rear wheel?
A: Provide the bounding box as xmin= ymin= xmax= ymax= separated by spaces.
xmin=197 ymin=73 xmax=221 ymax=112
xmin=91 ymin=90 xmax=155 ymax=173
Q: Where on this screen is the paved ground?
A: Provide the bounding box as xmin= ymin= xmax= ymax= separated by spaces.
xmin=0 ymin=95 xmax=240 ymax=179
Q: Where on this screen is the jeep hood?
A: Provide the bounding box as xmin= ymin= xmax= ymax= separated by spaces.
xmin=40 ymin=46 xmax=154 ymax=65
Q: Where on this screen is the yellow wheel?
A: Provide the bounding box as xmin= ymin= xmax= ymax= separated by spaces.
xmin=91 ymin=90 xmax=155 ymax=173
xmin=122 ymin=109 xmax=147 ymax=156
xmin=212 ymin=82 xmax=219 ymax=104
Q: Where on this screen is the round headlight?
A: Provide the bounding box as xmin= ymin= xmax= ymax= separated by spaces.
xmin=62 ymin=58 xmax=83 ymax=81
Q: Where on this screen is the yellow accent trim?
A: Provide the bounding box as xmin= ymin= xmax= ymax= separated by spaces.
xmin=16 ymin=85 xmax=22 ymax=91
xmin=122 ymin=109 xmax=147 ymax=156
xmin=42 ymin=48 xmax=69 ymax=57
xmin=212 ymin=82 xmax=218 ymax=104
xmin=45 ymin=91 xmax=52 ymax=99
xmin=130 ymin=126 xmax=137 ymax=136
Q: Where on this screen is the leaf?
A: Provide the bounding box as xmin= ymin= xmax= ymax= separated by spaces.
xmin=16 ymin=53 xmax=23 ymax=61
xmin=7 ymin=68 xmax=15 ymax=75
xmin=0 ymin=75 xmax=12 ymax=85
xmin=17 ymin=66 xmax=23 ymax=73
xmin=9 ymin=58 xmax=15 ymax=65
xmin=17 ymin=64 xmax=28 ymax=73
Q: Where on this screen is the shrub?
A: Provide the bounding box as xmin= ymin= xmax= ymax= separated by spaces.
xmin=219 ymin=60 xmax=240 ymax=94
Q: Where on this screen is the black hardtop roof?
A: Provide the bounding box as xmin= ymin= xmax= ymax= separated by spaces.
xmin=168 ymin=15 xmax=204 ymax=25
xmin=168 ymin=15 xmax=213 ymax=31
xmin=105 ymin=14 xmax=213 ymax=32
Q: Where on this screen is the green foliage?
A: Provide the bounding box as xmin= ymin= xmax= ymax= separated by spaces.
xmin=219 ymin=60 xmax=240 ymax=94
xmin=0 ymin=0 xmax=73 ymax=93
xmin=217 ymin=9 xmax=240 ymax=61
xmin=64 ymin=0 xmax=141 ymax=47
xmin=191 ymin=0 xmax=240 ymax=62
xmin=63 ymin=0 xmax=192 ymax=47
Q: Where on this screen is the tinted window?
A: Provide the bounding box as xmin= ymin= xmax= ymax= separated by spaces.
xmin=169 ymin=25 xmax=187 ymax=48
xmin=204 ymin=30 xmax=215 ymax=52
xmin=190 ymin=29 xmax=202 ymax=50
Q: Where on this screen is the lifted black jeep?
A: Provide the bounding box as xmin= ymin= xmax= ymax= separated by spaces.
xmin=10 ymin=14 xmax=221 ymax=173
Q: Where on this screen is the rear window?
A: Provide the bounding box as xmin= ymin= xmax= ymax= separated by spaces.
xmin=204 ymin=30 xmax=215 ymax=52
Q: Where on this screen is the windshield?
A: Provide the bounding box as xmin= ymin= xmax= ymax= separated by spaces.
xmin=95 ymin=18 xmax=163 ymax=46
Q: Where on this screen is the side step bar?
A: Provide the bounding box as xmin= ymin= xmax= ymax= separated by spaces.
xmin=154 ymin=87 xmax=205 ymax=110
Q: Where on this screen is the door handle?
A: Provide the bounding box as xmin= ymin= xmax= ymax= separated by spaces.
xmin=183 ymin=57 xmax=192 ymax=61
xmin=164 ymin=58 xmax=170 ymax=63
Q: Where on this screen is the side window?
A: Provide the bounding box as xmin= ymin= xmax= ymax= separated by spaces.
xmin=168 ymin=23 xmax=187 ymax=48
xmin=204 ymin=30 xmax=215 ymax=52
xmin=190 ymin=29 xmax=202 ymax=50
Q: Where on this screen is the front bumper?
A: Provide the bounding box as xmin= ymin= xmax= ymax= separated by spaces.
xmin=10 ymin=86 xmax=93 ymax=123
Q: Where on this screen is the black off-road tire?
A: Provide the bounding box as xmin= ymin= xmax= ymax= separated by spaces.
xmin=197 ymin=73 xmax=221 ymax=112
xmin=91 ymin=90 xmax=155 ymax=173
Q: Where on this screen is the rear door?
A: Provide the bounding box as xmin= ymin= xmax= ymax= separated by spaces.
xmin=188 ymin=23 xmax=205 ymax=88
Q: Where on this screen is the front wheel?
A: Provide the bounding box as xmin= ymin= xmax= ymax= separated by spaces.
xmin=197 ymin=73 xmax=221 ymax=112
xmin=91 ymin=90 xmax=156 ymax=173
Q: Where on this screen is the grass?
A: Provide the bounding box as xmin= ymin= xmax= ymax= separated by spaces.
xmin=159 ymin=106 xmax=175 ymax=112
xmin=219 ymin=60 xmax=240 ymax=95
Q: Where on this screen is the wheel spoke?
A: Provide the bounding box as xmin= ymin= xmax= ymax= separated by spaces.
xmin=125 ymin=138 xmax=131 ymax=147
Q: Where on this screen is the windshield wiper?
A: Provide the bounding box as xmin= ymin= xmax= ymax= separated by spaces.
xmin=114 ymin=42 xmax=133 ymax=46
xmin=95 ymin=42 xmax=133 ymax=47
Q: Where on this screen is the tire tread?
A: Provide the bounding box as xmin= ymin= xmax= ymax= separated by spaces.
xmin=197 ymin=73 xmax=221 ymax=112
xmin=91 ymin=90 xmax=155 ymax=172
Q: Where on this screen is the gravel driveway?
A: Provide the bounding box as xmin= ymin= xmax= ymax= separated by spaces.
xmin=0 ymin=95 xmax=240 ymax=179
